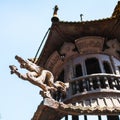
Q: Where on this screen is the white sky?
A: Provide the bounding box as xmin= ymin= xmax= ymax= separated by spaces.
xmin=0 ymin=0 xmax=119 ymax=120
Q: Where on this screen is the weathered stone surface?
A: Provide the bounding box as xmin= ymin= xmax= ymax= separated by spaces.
xmin=32 ymin=97 xmax=120 ymax=120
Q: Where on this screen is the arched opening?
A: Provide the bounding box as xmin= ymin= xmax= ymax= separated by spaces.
xmin=85 ymin=58 xmax=101 ymax=75
xmin=75 ymin=64 xmax=83 ymax=77
xmin=103 ymin=61 xmax=112 ymax=74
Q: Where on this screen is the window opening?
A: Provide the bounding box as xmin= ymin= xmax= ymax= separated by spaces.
xmin=85 ymin=58 xmax=101 ymax=75
xmin=103 ymin=61 xmax=112 ymax=74
xmin=75 ymin=64 xmax=83 ymax=77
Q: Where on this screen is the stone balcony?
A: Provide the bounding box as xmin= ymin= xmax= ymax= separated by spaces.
xmin=62 ymin=74 xmax=120 ymax=104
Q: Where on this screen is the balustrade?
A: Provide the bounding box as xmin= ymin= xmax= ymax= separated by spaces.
xmin=70 ymin=74 xmax=120 ymax=96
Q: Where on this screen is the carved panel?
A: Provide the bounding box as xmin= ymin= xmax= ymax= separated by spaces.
xmin=45 ymin=51 xmax=63 ymax=75
xmin=75 ymin=36 xmax=104 ymax=54
xmin=104 ymin=39 xmax=120 ymax=58
xmin=45 ymin=51 xmax=61 ymax=70
xmin=60 ymin=42 xmax=78 ymax=59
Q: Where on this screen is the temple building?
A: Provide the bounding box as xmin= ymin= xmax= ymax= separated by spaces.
xmin=31 ymin=2 xmax=120 ymax=120
xmin=9 ymin=1 xmax=120 ymax=120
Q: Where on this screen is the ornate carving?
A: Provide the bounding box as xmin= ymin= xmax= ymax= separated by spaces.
xmin=104 ymin=39 xmax=120 ymax=58
xmin=60 ymin=42 xmax=77 ymax=58
xmin=9 ymin=55 xmax=69 ymax=98
xmin=75 ymin=36 xmax=104 ymax=54
xmin=45 ymin=51 xmax=63 ymax=76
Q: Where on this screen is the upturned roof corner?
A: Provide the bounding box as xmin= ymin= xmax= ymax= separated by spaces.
xmin=112 ymin=1 xmax=120 ymax=18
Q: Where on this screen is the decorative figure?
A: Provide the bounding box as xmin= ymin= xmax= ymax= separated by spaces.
xmin=104 ymin=39 xmax=120 ymax=58
xmin=60 ymin=42 xmax=77 ymax=59
xmin=9 ymin=55 xmax=69 ymax=98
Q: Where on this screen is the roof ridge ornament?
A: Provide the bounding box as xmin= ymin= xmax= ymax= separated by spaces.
xmin=80 ymin=14 xmax=83 ymax=22
xmin=112 ymin=1 xmax=120 ymax=18
xmin=51 ymin=5 xmax=59 ymax=22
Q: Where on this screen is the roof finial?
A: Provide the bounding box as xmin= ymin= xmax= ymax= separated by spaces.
xmin=51 ymin=5 xmax=59 ymax=22
xmin=53 ymin=5 xmax=59 ymax=16
xmin=80 ymin=14 xmax=83 ymax=22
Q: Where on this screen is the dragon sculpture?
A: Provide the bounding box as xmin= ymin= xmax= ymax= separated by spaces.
xmin=9 ymin=55 xmax=69 ymax=98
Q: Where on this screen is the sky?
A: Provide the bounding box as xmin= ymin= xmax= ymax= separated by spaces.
xmin=0 ymin=0 xmax=119 ymax=120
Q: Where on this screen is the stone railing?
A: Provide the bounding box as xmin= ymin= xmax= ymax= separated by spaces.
xmin=62 ymin=74 xmax=120 ymax=102
xmin=70 ymin=74 xmax=120 ymax=94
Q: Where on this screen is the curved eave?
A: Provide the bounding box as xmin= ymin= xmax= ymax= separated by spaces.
xmin=32 ymin=98 xmax=120 ymax=120
xmin=37 ymin=17 xmax=120 ymax=67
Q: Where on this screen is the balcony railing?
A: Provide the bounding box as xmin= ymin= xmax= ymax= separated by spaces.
xmin=61 ymin=74 xmax=120 ymax=102
xmin=53 ymin=74 xmax=120 ymax=102
xmin=70 ymin=74 xmax=120 ymax=94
